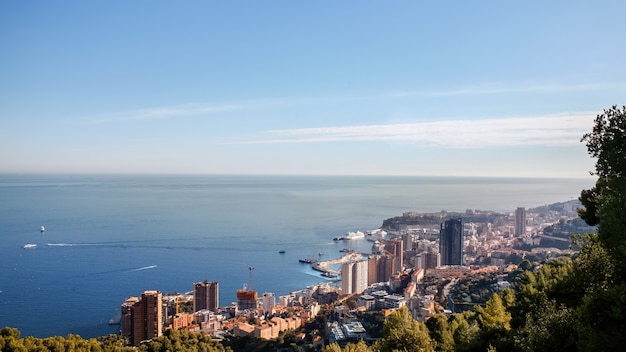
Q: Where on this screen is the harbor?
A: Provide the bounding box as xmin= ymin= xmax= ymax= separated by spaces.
xmin=304 ymin=252 xmax=364 ymax=278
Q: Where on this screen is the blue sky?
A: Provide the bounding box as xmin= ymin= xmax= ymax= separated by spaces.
xmin=1 ymin=1 xmax=624 ymax=177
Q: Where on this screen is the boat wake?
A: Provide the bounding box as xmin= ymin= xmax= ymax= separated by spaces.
xmin=128 ymin=265 xmax=157 ymax=272
xmin=47 ymin=243 xmax=102 ymax=247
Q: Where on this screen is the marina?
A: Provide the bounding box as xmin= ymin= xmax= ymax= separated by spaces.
xmin=309 ymin=252 xmax=363 ymax=278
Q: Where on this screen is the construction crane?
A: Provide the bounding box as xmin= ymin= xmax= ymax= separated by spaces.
xmin=247 ymin=265 xmax=254 ymax=290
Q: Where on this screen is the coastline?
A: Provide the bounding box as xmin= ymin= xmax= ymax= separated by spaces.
xmin=310 ymin=252 xmax=364 ymax=277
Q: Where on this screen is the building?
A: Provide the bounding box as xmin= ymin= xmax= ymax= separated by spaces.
xmin=515 ymin=207 xmax=526 ymax=236
xmin=415 ymin=251 xmax=440 ymax=270
xmin=384 ymin=238 xmax=404 ymax=272
xmin=341 ymin=259 xmax=368 ymax=295
xmin=120 ymin=297 xmax=139 ymax=342
xmin=193 ymin=309 xmax=220 ymax=333
xmin=261 ymin=292 xmax=276 ymax=313
xmin=237 ymin=288 xmax=258 ymax=310
xmin=193 ymin=280 xmax=219 ymax=312
xmin=402 ymin=233 xmax=414 ymax=251
xmin=358 ymin=294 xmax=376 ymax=310
xmin=169 ymin=313 xmax=194 ymax=331
xmin=383 ymin=294 xmax=407 ymax=309
xmin=439 ymin=218 xmax=464 ymax=266
xmin=425 ymin=251 xmax=440 ymax=269
xmin=121 ymin=290 xmax=163 ymax=346
xmin=368 ymin=254 xmax=394 ymax=285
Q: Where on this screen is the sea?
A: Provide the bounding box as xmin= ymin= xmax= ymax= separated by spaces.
xmin=0 ymin=174 xmax=596 ymax=338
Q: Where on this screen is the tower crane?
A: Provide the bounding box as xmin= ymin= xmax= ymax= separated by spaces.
xmin=247 ymin=265 xmax=254 ymax=290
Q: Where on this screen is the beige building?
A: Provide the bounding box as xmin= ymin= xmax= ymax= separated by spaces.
xmin=121 ymin=290 xmax=163 ymax=346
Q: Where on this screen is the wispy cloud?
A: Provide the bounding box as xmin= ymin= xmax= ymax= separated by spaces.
xmin=79 ymin=103 xmax=242 ymax=124
xmin=73 ymin=81 xmax=621 ymax=125
xmin=238 ymin=112 xmax=594 ymax=148
xmin=387 ymin=82 xmax=626 ymax=98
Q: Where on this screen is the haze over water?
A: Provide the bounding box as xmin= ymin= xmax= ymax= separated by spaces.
xmin=0 ymin=174 xmax=594 ymax=338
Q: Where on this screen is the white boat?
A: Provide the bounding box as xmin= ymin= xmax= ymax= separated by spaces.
xmin=23 ymin=244 xmax=37 ymax=249
xmin=334 ymin=231 xmax=365 ymax=241
xmin=346 ymin=231 xmax=365 ymax=239
xmin=40 ymin=226 xmax=45 ymax=232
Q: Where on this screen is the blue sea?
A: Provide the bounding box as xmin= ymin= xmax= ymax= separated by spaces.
xmin=0 ymin=174 xmax=595 ymax=338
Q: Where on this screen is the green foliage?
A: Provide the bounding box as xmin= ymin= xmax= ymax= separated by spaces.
xmin=514 ymin=300 xmax=577 ymax=352
xmin=372 ymin=306 xmax=433 ymax=352
xmin=323 ymin=342 xmax=343 ymax=352
xmin=0 ymin=330 xmax=135 ymax=352
xmin=573 ymin=105 xmax=626 ymax=349
xmin=448 ymin=312 xmax=480 ymax=351
xmin=138 ymin=329 xmax=229 ymax=352
xmin=476 ymin=293 xmax=511 ymax=332
xmin=0 ymin=328 xmax=230 ymax=352
xmin=343 ymin=340 xmax=372 ymax=352
xmin=425 ymin=314 xmax=454 ymax=352
xmin=579 ymin=105 xmax=626 ymax=273
xmin=581 ymin=105 xmax=626 ymax=179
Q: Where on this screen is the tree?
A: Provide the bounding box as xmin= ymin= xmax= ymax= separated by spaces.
xmin=323 ymin=342 xmax=343 ymax=352
xmin=343 ymin=340 xmax=372 ymax=352
xmin=579 ymin=105 xmax=626 ymax=274
xmin=425 ymin=314 xmax=454 ymax=352
xmin=476 ymin=293 xmax=511 ymax=331
xmin=514 ymin=300 xmax=577 ymax=352
xmin=372 ymin=306 xmax=433 ymax=352
xmin=574 ymin=105 xmax=626 ymax=350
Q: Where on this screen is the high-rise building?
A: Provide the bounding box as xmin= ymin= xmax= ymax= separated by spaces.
xmin=261 ymin=292 xmax=276 ymax=312
xmin=367 ymin=254 xmax=393 ymax=285
xmin=425 ymin=251 xmax=440 ymax=269
xmin=341 ymin=259 xmax=368 ymax=295
xmin=193 ymin=280 xmax=219 ymax=312
xmin=402 ymin=233 xmax=414 ymax=251
xmin=384 ymin=239 xmax=404 ymax=272
xmin=237 ymin=288 xmax=258 ymax=310
xmin=515 ymin=207 xmax=526 ymax=236
xmin=120 ymin=297 xmax=139 ymax=342
xmin=439 ymin=218 xmax=464 ymax=266
xmin=121 ymin=290 xmax=163 ymax=346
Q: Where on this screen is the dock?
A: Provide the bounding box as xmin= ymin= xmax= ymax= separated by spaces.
xmin=310 ymin=252 xmax=363 ymax=277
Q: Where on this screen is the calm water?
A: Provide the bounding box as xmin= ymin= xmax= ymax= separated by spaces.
xmin=0 ymin=174 xmax=595 ymax=338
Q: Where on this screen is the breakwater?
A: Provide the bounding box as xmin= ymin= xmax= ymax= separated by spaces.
xmin=310 ymin=252 xmax=364 ymax=276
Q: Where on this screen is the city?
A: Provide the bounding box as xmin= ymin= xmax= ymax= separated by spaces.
xmin=118 ymin=199 xmax=593 ymax=347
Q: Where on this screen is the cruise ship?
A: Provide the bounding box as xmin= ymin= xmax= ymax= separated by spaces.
xmin=333 ymin=231 xmax=365 ymax=241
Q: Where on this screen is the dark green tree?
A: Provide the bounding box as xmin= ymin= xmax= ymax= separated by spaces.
xmin=425 ymin=314 xmax=454 ymax=352
xmin=579 ymin=105 xmax=626 ymax=272
xmin=372 ymin=306 xmax=433 ymax=352
xmin=575 ymin=105 xmax=626 ymax=350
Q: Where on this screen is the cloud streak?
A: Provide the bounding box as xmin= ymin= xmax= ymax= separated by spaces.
xmin=239 ymin=112 xmax=594 ymax=148
xmin=73 ymin=81 xmax=620 ymax=125
xmin=79 ymin=103 xmax=242 ymax=124
xmin=387 ymin=82 xmax=626 ymax=98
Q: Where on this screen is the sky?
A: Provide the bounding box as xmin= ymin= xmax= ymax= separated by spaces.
xmin=1 ymin=1 xmax=625 ymax=178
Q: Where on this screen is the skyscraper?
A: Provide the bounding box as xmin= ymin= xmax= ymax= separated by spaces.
xmin=341 ymin=259 xmax=368 ymax=295
xmin=367 ymin=254 xmax=393 ymax=285
xmin=384 ymin=238 xmax=404 ymax=272
xmin=515 ymin=207 xmax=526 ymax=236
xmin=193 ymin=280 xmax=219 ymax=312
xmin=439 ymin=218 xmax=464 ymax=265
xmin=121 ymin=290 xmax=163 ymax=346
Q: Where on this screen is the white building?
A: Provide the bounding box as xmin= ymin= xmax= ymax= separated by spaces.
xmin=261 ymin=292 xmax=275 ymax=313
xmin=341 ymin=260 xmax=368 ymax=295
